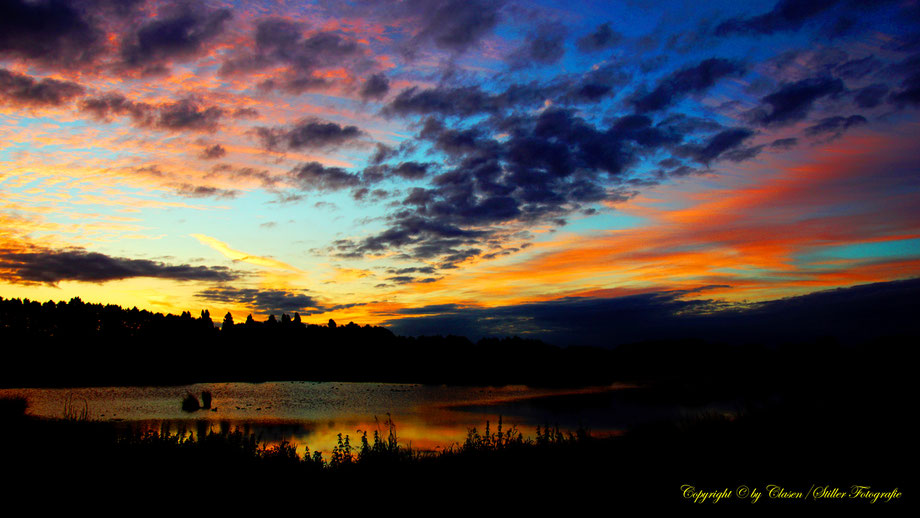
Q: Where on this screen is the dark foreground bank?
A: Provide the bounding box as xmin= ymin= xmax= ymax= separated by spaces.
xmin=0 ymin=361 xmax=907 ymax=509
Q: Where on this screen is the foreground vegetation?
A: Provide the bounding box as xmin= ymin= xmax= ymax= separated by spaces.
xmin=0 ymin=379 xmax=907 ymax=507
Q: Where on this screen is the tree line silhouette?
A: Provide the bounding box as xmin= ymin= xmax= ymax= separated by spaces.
xmin=0 ymin=296 xmax=624 ymax=387
xmin=0 ymin=295 xmax=911 ymax=393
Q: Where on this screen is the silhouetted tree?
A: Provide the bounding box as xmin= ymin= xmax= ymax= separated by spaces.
xmin=328 ymin=319 xmax=336 ymax=329
xmin=222 ymin=312 xmax=234 ymax=330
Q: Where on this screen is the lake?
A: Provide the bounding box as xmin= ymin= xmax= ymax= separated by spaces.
xmin=0 ymin=381 xmax=729 ymax=455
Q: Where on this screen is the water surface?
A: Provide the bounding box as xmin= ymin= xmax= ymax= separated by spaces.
xmin=1 ymin=382 xmax=724 ymax=455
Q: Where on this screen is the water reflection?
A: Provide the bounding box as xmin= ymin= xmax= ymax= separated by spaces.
xmin=0 ymin=381 xmax=726 ymax=455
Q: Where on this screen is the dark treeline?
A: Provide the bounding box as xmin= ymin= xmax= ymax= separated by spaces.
xmin=0 ymin=295 xmax=620 ymax=387
xmin=0 ymin=295 xmax=912 ymax=391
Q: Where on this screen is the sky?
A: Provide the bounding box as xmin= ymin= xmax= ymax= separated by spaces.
xmin=1 ymin=0 xmax=919 ymax=345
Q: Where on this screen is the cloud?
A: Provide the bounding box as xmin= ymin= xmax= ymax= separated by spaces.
xmin=576 ymin=22 xmax=622 ymax=53
xmin=331 ymin=108 xmax=656 ymax=264
xmin=351 ymin=187 xmax=390 ymax=202
xmin=854 ymin=84 xmax=889 ymax=109
xmin=156 ymin=98 xmax=225 ymax=132
xmin=716 ymin=0 xmax=840 ymax=36
xmin=198 ymin=288 xmax=324 ymax=315
xmin=383 ymin=65 xmax=628 ymax=118
xmin=0 ymin=68 xmax=84 ymax=107
xmin=197 ymin=287 xmax=366 ymax=315
xmin=678 ymin=128 xmax=759 ymax=165
xmin=0 ymin=246 xmax=238 ymax=285
xmin=834 ymin=55 xmax=882 ymax=80
xmin=0 ymin=0 xmax=103 ymax=67
xmin=173 ymin=183 xmax=239 ymax=199
xmin=120 ymin=2 xmax=232 ymax=74
xmin=631 ymin=58 xmax=745 ymax=113
xmin=804 ymin=114 xmax=867 ymax=141
xmin=219 ymin=17 xmax=363 ymax=93
xmin=198 ymin=143 xmax=227 ymax=160
xmin=288 ymin=162 xmax=364 ymax=192
xmin=770 ymin=137 xmax=798 ymax=150
xmin=749 ymin=76 xmax=845 ymax=126
xmin=509 ymin=22 xmax=567 ymax=68
xmin=80 ymin=94 xmax=226 ymax=132
xmin=362 ymin=161 xmax=432 ymax=183
xmin=255 ymin=118 xmax=366 ymax=151
xmin=191 ymin=234 xmax=300 ymax=271
xmin=80 ymin=92 xmax=152 ymax=122
xmin=360 ymin=73 xmax=390 ymax=100
xmin=888 ymin=70 xmax=920 ymax=107
xmin=403 ymin=0 xmax=504 ymax=55
xmin=384 ymin=86 xmax=503 ymax=118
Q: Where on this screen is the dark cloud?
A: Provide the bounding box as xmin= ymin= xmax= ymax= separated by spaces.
xmin=0 ymin=247 xmax=238 ymax=285
xmin=79 ymin=92 xmax=152 ymax=122
xmin=392 ymin=162 xmax=431 ymax=180
xmin=255 ymin=118 xmax=365 ymax=152
xmin=404 ymin=0 xmax=504 ymax=55
xmin=716 ymin=0 xmax=840 ymax=36
xmin=220 ymin=18 xmax=362 ymax=93
xmin=631 ymin=58 xmax=745 ymax=113
xmin=384 ymin=278 xmax=920 ymax=347
xmin=770 ymin=137 xmax=798 ymax=149
xmin=853 ymin=84 xmax=889 ymax=109
xmin=888 ymin=71 xmax=920 ymax=107
xmin=0 ymin=68 xmax=84 ymax=107
xmin=559 ymin=63 xmax=629 ymax=104
xmin=834 ymin=55 xmax=882 ymax=80
xmin=120 ymin=3 xmax=232 ymax=74
xmin=205 ymin=166 xmax=280 ymax=189
xmin=363 ymin=162 xmax=432 ymax=183
xmin=677 ymin=128 xmax=757 ymax=165
xmin=198 ymin=144 xmax=227 ymax=160
xmin=173 ymin=183 xmax=239 ymax=199
xmin=386 ymin=266 xmax=438 ymax=275
xmin=80 ymin=94 xmax=225 ymax=132
xmin=576 ymin=22 xmax=622 ymax=53
xmin=384 ymin=66 xmax=628 ymax=119
xmin=351 ymin=188 xmax=390 ymax=202
xmin=288 ymin=162 xmax=363 ymax=192
xmin=386 ymin=275 xmax=416 ymax=284
xmin=749 ymin=76 xmax=846 ymax=126
xmin=805 ymin=114 xmax=867 ymax=140
xmin=156 ymin=98 xmax=224 ymax=132
xmin=360 ymin=73 xmax=390 ymax=100
xmin=654 ymin=114 xmax=723 ymax=136
xmin=510 ymin=23 xmax=567 ymax=67
xmin=384 ymin=86 xmax=502 ymax=118
xmin=0 ymin=0 xmax=103 ymax=67
xmin=232 ymin=107 xmax=259 ymax=119
xmin=332 ymin=108 xmax=656 ymax=264
xmin=197 ymin=287 xmax=357 ymax=316
xmin=392 ymin=303 xmax=466 ymax=315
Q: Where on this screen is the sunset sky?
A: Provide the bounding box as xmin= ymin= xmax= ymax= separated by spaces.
xmin=1 ymin=0 xmax=918 ymax=344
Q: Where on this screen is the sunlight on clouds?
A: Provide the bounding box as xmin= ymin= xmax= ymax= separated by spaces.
xmin=191 ymin=233 xmax=301 ymax=272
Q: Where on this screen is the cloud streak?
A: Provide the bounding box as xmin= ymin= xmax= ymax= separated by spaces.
xmin=0 ymin=246 xmax=238 ymax=285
